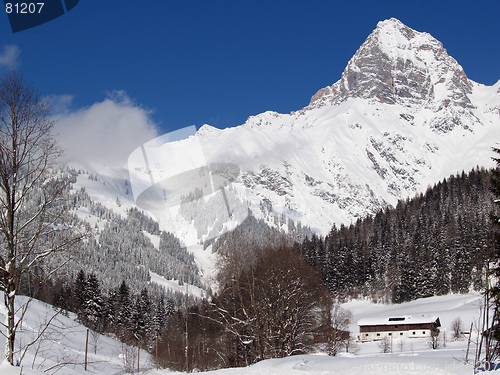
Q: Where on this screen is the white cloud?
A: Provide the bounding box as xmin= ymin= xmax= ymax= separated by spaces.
xmin=0 ymin=45 xmax=20 ymax=69
xmin=53 ymin=92 xmax=159 ymax=168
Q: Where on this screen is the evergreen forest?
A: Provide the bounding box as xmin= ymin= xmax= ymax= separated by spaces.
xmin=299 ymin=167 xmax=495 ymax=303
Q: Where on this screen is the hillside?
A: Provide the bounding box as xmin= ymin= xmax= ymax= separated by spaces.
xmin=0 ymin=293 xmax=153 ymax=374
xmin=0 ymin=292 xmax=483 ymax=374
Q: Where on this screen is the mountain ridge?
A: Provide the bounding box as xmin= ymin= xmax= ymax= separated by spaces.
xmin=88 ymin=18 xmax=500 ymax=246
xmin=185 ymin=18 xmax=500 ymax=236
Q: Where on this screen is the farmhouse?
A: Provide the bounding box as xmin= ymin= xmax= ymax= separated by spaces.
xmin=358 ymin=315 xmax=441 ymax=342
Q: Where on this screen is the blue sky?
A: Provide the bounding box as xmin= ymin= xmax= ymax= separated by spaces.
xmin=0 ymin=0 xmax=499 ymax=157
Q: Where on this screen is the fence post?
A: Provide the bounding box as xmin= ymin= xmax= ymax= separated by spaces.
xmin=85 ymin=329 xmax=89 ymax=371
xmin=137 ymin=341 xmax=140 ymax=374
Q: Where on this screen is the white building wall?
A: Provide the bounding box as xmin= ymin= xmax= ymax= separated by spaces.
xmin=360 ymin=329 xmax=432 ymax=342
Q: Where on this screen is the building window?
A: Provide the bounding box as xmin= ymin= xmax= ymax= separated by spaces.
xmin=422 ymin=331 xmax=426 ymax=335
xmin=388 ymin=333 xmax=392 ymax=336
xmin=365 ymin=334 xmax=369 ymax=337
xmin=412 ymin=332 xmax=416 ymax=335
xmin=400 ymin=332 xmax=404 ymax=336
xmin=377 ymin=333 xmax=381 ymax=336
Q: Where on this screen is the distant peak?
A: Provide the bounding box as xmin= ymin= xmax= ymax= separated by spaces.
xmin=309 ymin=18 xmax=472 ymax=116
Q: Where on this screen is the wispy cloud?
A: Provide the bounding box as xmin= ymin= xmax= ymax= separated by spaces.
xmin=53 ymin=91 xmax=159 ymax=167
xmin=0 ymin=45 xmax=20 ymax=69
xmin=47 ymin=94 xmax=74 ymax=115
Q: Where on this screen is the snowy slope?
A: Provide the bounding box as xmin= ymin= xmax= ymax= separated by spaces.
xmin=0 ymin=293 xmax=485 ymax=374
xmin=0 ymin=294 xmax=154 ymax=374
xmin=123 ymin=19 xmax=500 ymax=245
xmin=70 ymin=162 xmax=136 ymax=219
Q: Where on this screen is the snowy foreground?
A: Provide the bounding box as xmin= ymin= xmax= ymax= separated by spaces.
xmin=0 ymin=293 xmax=490 ymax=374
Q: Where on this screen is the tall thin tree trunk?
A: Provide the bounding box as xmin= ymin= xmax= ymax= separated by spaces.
xmin=5 ymin=258 xmax=17 ymax=366
xmin=465 ymin=322 xmax=473 ymax=365
xmin=6 ymin=292 xmax=16 ymax=365
xmin=0 ymin=71 xmax=82 ymax=368
xmin=185 ymin=278 xmax=189 ymax=373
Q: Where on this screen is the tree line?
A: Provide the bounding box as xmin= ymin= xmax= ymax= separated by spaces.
xmin=24 ymin=269 xmax=176 ymax=353
xmin=298 ymin=167 xmax=495 ymax=303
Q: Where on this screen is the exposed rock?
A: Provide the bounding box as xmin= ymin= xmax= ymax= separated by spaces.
xmin=308 ymin=18 xmax=476 ymax=132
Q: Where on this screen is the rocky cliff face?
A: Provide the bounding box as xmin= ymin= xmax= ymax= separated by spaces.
xmin=309 ymin=18 xmax=476 ymax=132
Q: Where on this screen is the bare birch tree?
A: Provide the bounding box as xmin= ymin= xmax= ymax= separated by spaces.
xmin=0 ymin=71 xmax=82 ymax=366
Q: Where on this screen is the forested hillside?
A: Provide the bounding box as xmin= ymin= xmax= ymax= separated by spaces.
xmin=299 ymin=167 xmax=495 ymax=303
xmin=17 ymin=167 xmax=203 ymax=314
xmin=65 ymin=171 xmax=202 ymax=294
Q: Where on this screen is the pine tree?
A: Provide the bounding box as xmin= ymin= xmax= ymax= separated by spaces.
xmin=85 ymin=273 xmax=103 ymax=332
xmin=151 ymin=297 xmax=167 ymax=341
xmin=486 ymin=147 xmax=500 ymax=360
xmin=102 ymin=289 xmax=117 ymax=334
xmin=116 ymin=280 xmax=133 ymax=342
xmin=74 ymin=270 xmax=88 ymax=324
xmin=132 ymin=288 xmax=151 ymax=346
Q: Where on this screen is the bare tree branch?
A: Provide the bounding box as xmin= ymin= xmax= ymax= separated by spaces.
xmin=0 ymin=70 xmax=83 ymax=367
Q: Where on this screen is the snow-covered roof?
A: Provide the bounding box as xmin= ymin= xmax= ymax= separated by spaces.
xmin=358 ymin=315 xmax=439 ymax=326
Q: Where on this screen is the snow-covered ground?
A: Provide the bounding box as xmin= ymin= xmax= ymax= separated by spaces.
xmin=0 ymin=292 xmax=489 ymax=374
xmin=0 ymin=294 xmax=153 ymax=375
xmin=191 ymin=293 xmax=487 ymax=375
xmin=149 ymin=270 xmax=206 ymax=299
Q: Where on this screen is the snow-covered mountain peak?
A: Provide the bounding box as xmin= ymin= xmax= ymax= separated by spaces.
xmin=116 ymin=18 xmax=500 ymax=246
xmin=309 ymin=18 xmax=475 ymax=131
xmin=373 ymin=18 xmax=442 ymax=68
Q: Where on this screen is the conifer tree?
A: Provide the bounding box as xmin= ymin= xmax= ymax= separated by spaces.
xmin=74 ymin=270 xmax=88 ymax=323
xmin=116 ymin=280 xmax=133 ymax=342
xmin=151 ymin=297 xmax=168 ymax=341
xmin=132 ymin=287 xmax=151 ymax=345
xmin=486 ymin=147 xmax=500 ymax=360
xmin=85 ymin=273 xmax=103 ymax=332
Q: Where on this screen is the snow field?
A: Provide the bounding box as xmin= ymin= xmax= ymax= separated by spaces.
xmin=0 ymin=294 xmax=154 ymax=374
